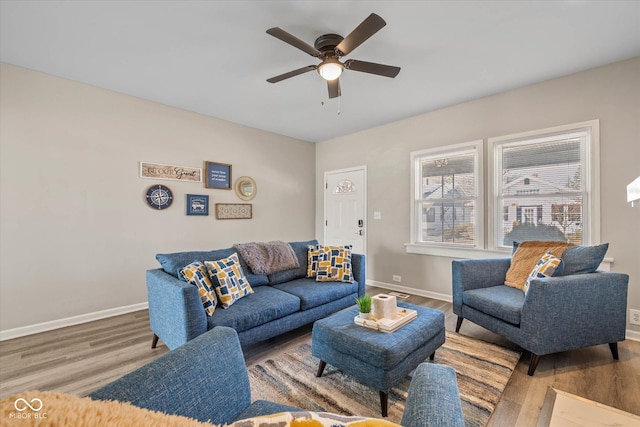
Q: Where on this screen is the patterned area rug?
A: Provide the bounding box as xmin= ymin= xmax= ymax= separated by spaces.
xmin=248 ymin=331 xmax=521 ymax=427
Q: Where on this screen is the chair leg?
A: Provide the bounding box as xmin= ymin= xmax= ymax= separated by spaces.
xmin=455 ymin=316 xmax=463 ymax=333
xmin=609 ymin=342 xmax=619 ymax=360
xmin=151 ymin=333 xmax=159 ymax=349
xmin=528 ymin=354 xmax=541 ymax=376
xmin=379 ymin=391 xmax=388 ymax=417
xmin=316 ymin=360 xmax=327 ymax=377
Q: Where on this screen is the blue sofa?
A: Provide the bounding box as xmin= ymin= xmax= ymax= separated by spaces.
xmin=452 ymin=257 xmax=629 ymax=375
xmin=147 ymin=240 xmax=366 ymax=350
xmin=89 ymin=326 xmax=465 ymax=427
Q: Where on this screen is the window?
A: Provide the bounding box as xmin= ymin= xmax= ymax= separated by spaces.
xmin=489 ymin=120 xmax=599 ymax=249
xmin=410 ymin=141 xmax=483 ymax=249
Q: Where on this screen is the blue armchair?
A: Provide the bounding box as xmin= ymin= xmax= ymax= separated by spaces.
xmin=90 ymin=326 xmax=464 ymax=426
xmin=452 ymin=258 xmax=629 ymax=375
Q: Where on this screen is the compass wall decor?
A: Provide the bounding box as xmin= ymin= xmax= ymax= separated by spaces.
xmin=145 ymin=184 xmax=173 ymax=210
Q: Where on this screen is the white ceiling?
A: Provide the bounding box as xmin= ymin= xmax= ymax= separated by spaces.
xmin=2 ymin=1 xmax=639 ymax=143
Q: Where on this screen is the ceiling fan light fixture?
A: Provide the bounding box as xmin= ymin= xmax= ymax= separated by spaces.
xmin=318 ymin=58 xmax=343 ymax=81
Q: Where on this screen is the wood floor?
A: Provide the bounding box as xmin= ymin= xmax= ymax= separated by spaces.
xmin=1 ymin=286 xmax=639 ymax=426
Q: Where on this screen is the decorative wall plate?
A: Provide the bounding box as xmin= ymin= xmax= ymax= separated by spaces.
xmin=145 ymin=184 xmax=173 ymax=210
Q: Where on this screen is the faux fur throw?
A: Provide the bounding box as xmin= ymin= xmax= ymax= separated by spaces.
xmin=0 ymin=391 xmax=401 ymax=427
xmin=0 ymin=391 xmax=215 ymax=426
xmin=504 ymin=241 xmax=573 ymax=291
xmin=233 ymin=241 xmax=299 ymax=275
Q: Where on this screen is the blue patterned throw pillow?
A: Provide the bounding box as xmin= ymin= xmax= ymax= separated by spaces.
xmin=205 ymin=253 xmax=253 ymax=309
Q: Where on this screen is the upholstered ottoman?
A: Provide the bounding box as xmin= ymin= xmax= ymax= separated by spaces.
xmin=311 ymin=302 xmax=445 ymax=417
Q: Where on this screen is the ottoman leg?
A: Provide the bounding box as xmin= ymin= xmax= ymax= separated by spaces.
xmin=316 ymin=360 xmax=327 ymax=377
xmin=379 ymin=391 xmax=388 ymax=417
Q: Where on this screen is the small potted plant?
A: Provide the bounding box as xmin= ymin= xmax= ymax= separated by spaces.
xmin=355 ymin=295 xmax=372 ymax=320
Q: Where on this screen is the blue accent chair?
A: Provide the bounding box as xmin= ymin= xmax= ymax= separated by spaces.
xmin=452 ymin=258 xmax=629 ymax=375
xmin=89 ymin=326 xmax=465 ymax=427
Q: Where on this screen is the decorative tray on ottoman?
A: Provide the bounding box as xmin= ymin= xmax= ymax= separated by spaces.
xmin=354 ymin=307 xmax=417 ymax=333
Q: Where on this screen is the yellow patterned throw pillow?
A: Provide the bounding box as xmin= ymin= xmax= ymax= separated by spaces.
xmin=205 ymin=253 xmax=253 ymax=309
xmin=230 ymin=411 xmax=401 ymax=427
xmin=316 ymin=245 xmax=354 ymax=283
xmin=523 ymin=251 xmax=564 ymax=295
xmin=179 ymin=261 xmax=217 ymax=316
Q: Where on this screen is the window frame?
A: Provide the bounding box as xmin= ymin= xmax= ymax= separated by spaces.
xmin=487 ymin=120 xmax=600 ymax=251
xmin=408 ymin=140 xmax=484 ymax=254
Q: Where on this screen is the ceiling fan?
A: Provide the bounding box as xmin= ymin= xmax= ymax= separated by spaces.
xmin=266 ymin=13 xmax=401 ymax=99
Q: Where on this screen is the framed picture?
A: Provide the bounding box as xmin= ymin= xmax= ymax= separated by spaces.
xmin=186 ymin=194 xmax=209 ymax=216
xmin=205 ymin=161 xmax=232 ymax=189
xmin=140 ymin=162 xmax=202 ymax=183
xmin=215 ymin=203 xmax=252 ymax=220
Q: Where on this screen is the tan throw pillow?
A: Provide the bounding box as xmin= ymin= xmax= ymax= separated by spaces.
xmin=505 ymin=241 xmax=573 ymax=291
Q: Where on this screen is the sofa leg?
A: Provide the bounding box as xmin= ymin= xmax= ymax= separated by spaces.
xmin=528 ymin=354 xmax=541 ymax=376
xmin=429 ymin=352 xmax=435 ymax=361
xmin=609 ymin=342 xmax=619 ymax=360
xmin=455 ymin=316 xmax=463 ymax=333
xmin=316 ymin=360 xmax=327 ymax=377
xmin=151 ymin=334 xmax=159 ymax=349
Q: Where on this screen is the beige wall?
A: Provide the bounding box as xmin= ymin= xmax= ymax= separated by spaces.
xmin=0 ymin=63 xmax=316 ymax=332
xmin=316 ymin=57 xmax=640 ymax=334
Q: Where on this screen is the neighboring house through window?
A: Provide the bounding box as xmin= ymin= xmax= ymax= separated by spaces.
xmin=407 ymin=121 xmax=599 ymax=258
xmin=409 ymin=141 xmax=483 ymax=250
xmin=488 ymin=120 xmax=600 ymax=249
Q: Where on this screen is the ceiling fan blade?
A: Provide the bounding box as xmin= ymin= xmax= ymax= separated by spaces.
xmin=327 ymin=78 xmax=341 ymax=99
xmin=336 ymin=13 xmax=386 ymax=56
xmin=266 ymin=27 xmax=321 ymax=57
xmin=344 ymin=59 xmax=400 ymax=78
xmin=267 ymin=65 xmax=316 ymax=83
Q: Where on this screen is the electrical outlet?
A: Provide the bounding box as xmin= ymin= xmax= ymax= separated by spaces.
xmin=630 ymin=309 xmax=640 ymax=326
xmin=392 ymin=275 xmax=401 ymax=282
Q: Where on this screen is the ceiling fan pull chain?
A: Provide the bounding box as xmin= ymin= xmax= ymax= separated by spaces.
xmin=337 ymin=95 xmax=341 ymax=115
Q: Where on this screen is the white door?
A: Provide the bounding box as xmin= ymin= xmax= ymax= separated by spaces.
xmin=324 ymin=167 xmax=366 ymax=255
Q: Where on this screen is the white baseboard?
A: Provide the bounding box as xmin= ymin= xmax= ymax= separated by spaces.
xmin=625 ymin=329 xmax=640 ymax=342
xmin=0 ymin=302 xmax=149 ymax=341
xmin=366 ymin=280 xmax=452 ymax=303
xmin=366 ymin=280 xmax=639 ymax=342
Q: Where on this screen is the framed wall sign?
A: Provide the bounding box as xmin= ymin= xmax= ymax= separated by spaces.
xmin=186 ymin=194 xmax=209 ymax=216
xmin=215 ymin=203 xmax=252 ymax=220
xmin=205 ymin=161 xmax=232 ymax=189
xmin=140 ymin=162 xmax=202 ymax=182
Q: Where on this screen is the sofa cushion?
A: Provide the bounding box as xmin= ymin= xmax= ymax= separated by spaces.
xmin=268 ymin=240 xmax=318 ymax=285
xmin=205 ymin=253 xmax=254 ymax=309
xmin=523 ymin=252 xmax=563 ymax=295
xmin=274 ymin=278 xmax=358 ymax=311
xmin=207 ymin=286 xmax=300 ymax=333
xmin=315 ymin=245 xmax=354 ymax=283
xmin=561 ymin=243 xmax=609 ymax=275
xmin=179 ymin=261 xmax=217 ymax=316
xmin=463 ymin=285 xmax=525 ymax=326
xmin=156 ymin=248 xmax=269 ymax=287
